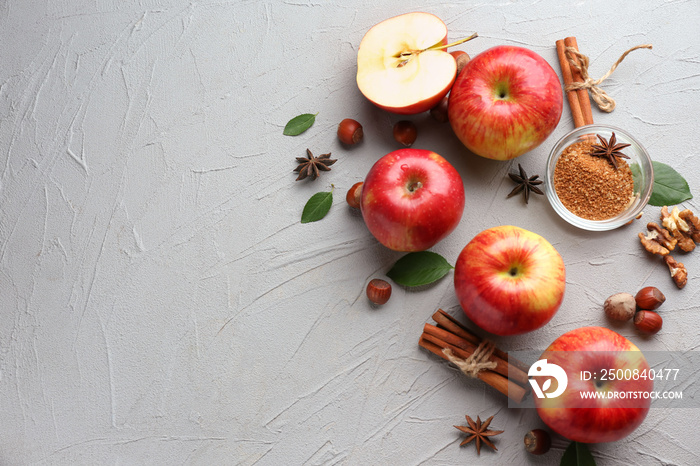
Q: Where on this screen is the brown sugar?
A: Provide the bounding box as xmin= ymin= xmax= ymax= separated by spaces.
xmin=553 ymin=141 xmax=635 ymax=221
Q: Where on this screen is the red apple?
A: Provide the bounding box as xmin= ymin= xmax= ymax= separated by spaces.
xmin=360 ymin=148 xmax=464 ymax=251
xmin=454 ymin=225 xmax=565 ymax=335
xmin=534 ymin=326 xmax=652 ymax=443
xmin=448 ymin=45 xmax=563 ymax=160
xmin=356 ymin=12 xmax=457 ymax=115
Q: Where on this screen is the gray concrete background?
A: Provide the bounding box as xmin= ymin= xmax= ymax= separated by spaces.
xmin=1 ymin=0 xmax=699 ymax=464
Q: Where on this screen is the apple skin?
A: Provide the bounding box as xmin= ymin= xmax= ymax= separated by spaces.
xmin=360 ymin=149 xmax=465 ymax=252
xmin=448 ymin=45 xmax=563 ymax=160
xmin=356 ymin=12 xmax=455 ymax=115
xmin=454 ymin=225 xmax=565 ymax=335
xmin=534 ymin=327 xmax=652 ymax=443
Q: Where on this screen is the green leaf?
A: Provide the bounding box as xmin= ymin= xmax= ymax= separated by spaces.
xmin=301 ymin=188 xmax=333 ymax=223
xmin=284 ymin=113 xmax=317 ymax=136
xmin=561 ymin=441 xmax=596 ymax=466
xmin=386 ymin=251 xmax=454 ymax=287
xmin=649 ymin=161 xmax=692 ymax=206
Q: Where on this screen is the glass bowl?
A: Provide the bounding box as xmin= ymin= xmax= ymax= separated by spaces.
xmin=545 ymin=124 xmax=654 ymax=231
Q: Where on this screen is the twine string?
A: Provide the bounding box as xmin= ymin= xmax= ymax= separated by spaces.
xmin=565 ymin=44 xmax=653 ymax=113
xmin=443 ymin=341 xmax=497 ymax=378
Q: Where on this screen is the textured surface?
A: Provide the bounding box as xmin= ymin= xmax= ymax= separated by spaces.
xmin=1 ymin=1 xmax=699 ymax=464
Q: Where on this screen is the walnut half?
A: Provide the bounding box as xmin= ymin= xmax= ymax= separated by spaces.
xmin=639 ymin=207 xmax=699 ymax=289
xmin=661 ymin=206 xmax=695 ymax=252
xmin=664 ymin=256 xmax=688 ymax=289
xmin=639 ymin=222 xmax=677 ymax=256
xmin=679 ymin=209 xmax=700 ymax=242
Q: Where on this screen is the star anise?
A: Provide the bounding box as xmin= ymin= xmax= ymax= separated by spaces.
xmin=454 ymin=415 xmax=504 ymax=455
xmin=507 ymin=164 xmax=544 ymax=204
xmin=590 ymin=132 xmax=631 ymax=169
xmin=294 ymin=148 xmax=336 ymax=181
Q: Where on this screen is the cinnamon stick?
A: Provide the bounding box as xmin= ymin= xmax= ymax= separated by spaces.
xmin=419 ymin=336 xmax=527 ymax=403
xmin=556 ymin=39 xmax=586 ymax=128
xmin=564 ymin=37 xmax=594 ymax=126
xmin=419 ymin=309 xmax=532 ymax=403
xmin=423 ymin=323 xmax=529 ymax=387
xmin=432 ymin=309 xmax=530 ymax=374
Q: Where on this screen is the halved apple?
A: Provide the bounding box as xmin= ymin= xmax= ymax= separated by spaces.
xmin=356 ymin=12 xmax=457 ymax=115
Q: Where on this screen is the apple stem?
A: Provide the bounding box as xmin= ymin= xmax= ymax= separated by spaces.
xmin=428 ymin=32 xmax=479 ymax=52
xmin=396 ymin=32 xmax=478 ymax=67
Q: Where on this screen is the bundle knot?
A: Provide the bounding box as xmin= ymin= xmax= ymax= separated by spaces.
xmin=443 ymin=340 xmax=497 ymax=378
xmin=565 ymin=44 xmax=652 ymax=113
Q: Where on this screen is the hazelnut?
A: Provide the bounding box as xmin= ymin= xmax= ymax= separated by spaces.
xmin=634 ymin=286 xmax=665 ymax=310
xmin=634 ymin=310 xmax=663 ymax=334
xmin=337 ymin=118 xmax=363 ymax=145
xmin=450 ymin=50 xmax=471 ymax=76
xmin=346 ymin=182 xmax=363 ymax=209
xmin=603 ymin=292 xmax=636 ymax=321
xmin=393 ymin=120 xmax=417 ymax=147
xmin=429 ymin=95 xmax=450 ymax=123
xmin=524 ymin=429 xmax=551 ymax=455
xmin=366 ymin=278 xmax=391 ymax=305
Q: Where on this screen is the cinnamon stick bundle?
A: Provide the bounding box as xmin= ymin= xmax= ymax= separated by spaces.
xmin=418 ymin=309 xmax=529 ymax=403
xmin=556 ymin=37 xmax=594 ymax=128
